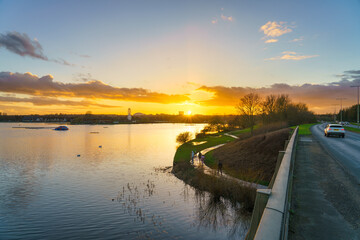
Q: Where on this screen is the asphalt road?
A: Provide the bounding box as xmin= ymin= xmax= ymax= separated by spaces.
xmin=311 ymin=123 xmax=360 ymax=184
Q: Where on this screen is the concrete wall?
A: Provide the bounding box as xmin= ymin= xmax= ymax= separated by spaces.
xmin=246 ymin=127 xmax=299 ymax=240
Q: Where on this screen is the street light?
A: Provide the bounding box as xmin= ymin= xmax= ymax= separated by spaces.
xmin=351 ymin=85 xmax=360 ymax=128
xmin=336 ymin=98 xmax=346 ymax=123
xmin=331 ymin=104 xmax=338 ymax=122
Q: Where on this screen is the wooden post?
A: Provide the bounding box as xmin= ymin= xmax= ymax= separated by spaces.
xmin=245 ymin=189 xmax=271 ymax=240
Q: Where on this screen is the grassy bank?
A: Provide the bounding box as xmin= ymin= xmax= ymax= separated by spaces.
xmin=205 ymin=128 xmax=291 ymax=186
xmin=291 ymin=123 xmax=317 ymax=135
xmin=173 ymin=131 xmax=239 ymax=164
xmin=173 ymin=128 xmax=257 ymax=211
xmin=172 ymin=160 xmax=256 ymax=211
xmin=345 ymin=126 xmax=360 ymax=133
xmin=173 ymin=124 xmax=296 ymax=210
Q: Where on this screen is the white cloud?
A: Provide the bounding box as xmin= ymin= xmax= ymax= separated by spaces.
xmin=212 ymin=11 xmax=234 ymax=24
xmin=265 ymin=39 xmax=278 ymax=43
xmin=290 ymin=36 xmax=304 ymax=42
xmin=260 ymin=21 xmax=293 ymax=37
xmin=221 ymin=14 xmax=234 ymax=22
xmin=266 ymin=51 xmax=319 ymax=61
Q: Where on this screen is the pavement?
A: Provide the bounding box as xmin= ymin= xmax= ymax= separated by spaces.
xmin=191 ymin=144 xmax=266 ymax=190
xmin=289 ymin=124 xmax=360 ymax=240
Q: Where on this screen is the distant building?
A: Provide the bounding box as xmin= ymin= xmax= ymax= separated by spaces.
xmin=127 ymin=108 xmax=132 ymax=121
xmin=179 ymin=111 xmax=184 ymax=116
xmin=133 ymin=112 xmax=145 ymax=117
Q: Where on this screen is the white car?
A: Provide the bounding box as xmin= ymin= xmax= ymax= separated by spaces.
xmin=324 ymin=124 xmax=345 ymax=138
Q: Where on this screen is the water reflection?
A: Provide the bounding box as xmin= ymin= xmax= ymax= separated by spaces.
xmin=0 ymin=123 xmax=249 ymax=240
xmin=194 ymin=189 xmax=250 ymax=239
xmin=114 ymin=177 xmax=250 ymax=239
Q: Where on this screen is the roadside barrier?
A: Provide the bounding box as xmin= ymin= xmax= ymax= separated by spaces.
xmin=246 ymin=126 xmax=299 ymax=240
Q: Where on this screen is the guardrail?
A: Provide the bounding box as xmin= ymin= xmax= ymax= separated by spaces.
xmin=246 ymin=126 xmax=299 ymax=240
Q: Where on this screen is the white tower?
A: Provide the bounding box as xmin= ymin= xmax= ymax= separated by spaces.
xmin=127 ymin=108 xmax=132 ymax=121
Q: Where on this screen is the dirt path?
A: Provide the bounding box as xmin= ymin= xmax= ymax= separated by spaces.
xmin=289 ymin=135 xmax=360 ymax=240
xmin=191 ymin=144 xmax=266 ymax=190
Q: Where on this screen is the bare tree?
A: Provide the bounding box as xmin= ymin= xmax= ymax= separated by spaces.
xmin=236 ymin=93 xmax=261 ymax=135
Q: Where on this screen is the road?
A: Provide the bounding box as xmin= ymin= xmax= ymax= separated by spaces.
xmin=311 ymin=123 xmax=360 ymax=184
xmin=289 ymin=124 xmax=360 ymax=239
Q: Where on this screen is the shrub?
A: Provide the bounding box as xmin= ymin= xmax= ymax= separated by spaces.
xmin=176 ymin=131 xmax=192 ymax=144
xmin=195 ymin=132 xmax=207 ymax=139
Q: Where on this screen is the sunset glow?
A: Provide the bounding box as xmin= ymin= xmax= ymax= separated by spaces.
xmin=0 ymin=1 xmax=359 ymax=115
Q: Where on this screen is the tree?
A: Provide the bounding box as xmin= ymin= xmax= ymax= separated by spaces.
xmin=261 ymin=95 xmax=277 ymax=123
xmin=236 ymin=93 xmax=262 ymax=135
xmin=176 ymin=132 xmax=192 ymax=144
xmin=209 ymin=116 xmax=226 ymax=132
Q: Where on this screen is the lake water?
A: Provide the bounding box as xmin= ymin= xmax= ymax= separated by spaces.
xmin=0 ymin=123 xmax=249 ymax=240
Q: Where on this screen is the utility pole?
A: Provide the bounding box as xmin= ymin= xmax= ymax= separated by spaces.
xmin=351 ymin=85 xmax=360 ymax=128
xmin=336 ymin=98 xmax=346 ymax=123
xmin=331 ymin=104 xmax=338 ymax=122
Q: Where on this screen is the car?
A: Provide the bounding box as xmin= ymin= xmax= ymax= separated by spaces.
xmin=324 ymin=124 xmax=345 ymax=138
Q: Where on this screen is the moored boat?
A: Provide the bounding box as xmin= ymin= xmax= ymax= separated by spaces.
xmin=55 ymin=126 xmax=69 ymax=131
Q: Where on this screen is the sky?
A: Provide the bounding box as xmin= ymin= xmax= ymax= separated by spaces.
xmin=0 ymin=0 xmax=360 ymax=115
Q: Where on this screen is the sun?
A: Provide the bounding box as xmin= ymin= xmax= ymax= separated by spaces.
xmin=187 ymin=110 xmax=192 ymax=115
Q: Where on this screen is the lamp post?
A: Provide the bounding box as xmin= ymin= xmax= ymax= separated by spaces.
xmin=336 ymin=98 xmax=346 ymax=123
xmin=331 ymin=104 xmax=338 ymax=122
xmin=351 ymin=85 xmax=360 ymax=128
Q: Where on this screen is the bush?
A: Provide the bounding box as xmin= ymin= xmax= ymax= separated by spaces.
xmin=176 ymin=131 xmax=192 ymax=144
xmin=195 ymin=132 xmax=207 ymax=139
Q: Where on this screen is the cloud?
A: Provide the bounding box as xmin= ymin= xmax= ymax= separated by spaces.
xmin=0 ymin=72 xmax=190 ymax=104
xmin=260 ymin=21 xmax=293 ymax=37
xmin=211 ymin=11 xmax=234 ymax=24
xmin=0 ymin=32 xmax=47 ymax=60
xmin=290 ymin=37 xmax=303 ymax=42
xmin=0 ymin=31 xmax=75 ymax=66
xmin=221 ymin=14 xmax=234 ymax=22
xmin=186 ymin=81 xmax=200 ymax=86
xmin=196 ymin=74 xmax=360 ymax=112
xmin=70 ymin=51 xmax=91 ymax=58
xmin=73 ymin=73 xmax=96 ymax=82
xmin=344 ymin=70 xmax=360 ymax=75
xmin=52 ymin=58 xmax=76 ymax=67
xmin=266 ymin=51 xmax=319 ymax=61
xmin=0 ymin=95 xmax=118 ymax=108
xmin=265 ymin=39 xmax=278 ymax=43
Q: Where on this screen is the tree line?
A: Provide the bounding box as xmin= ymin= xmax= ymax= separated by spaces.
xmin=338 ymin=104 xmax=359 ymax=122
xmin=198 ymin=93 xmax=315 ymax=136
xmin=237 ymin=93 xmax=315 ymax=134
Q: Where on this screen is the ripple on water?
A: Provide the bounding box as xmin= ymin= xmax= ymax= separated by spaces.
xmin=0 ymin=123 xmax=249 ymax=240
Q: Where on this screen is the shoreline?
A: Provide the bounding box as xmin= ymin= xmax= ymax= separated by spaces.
xmin=172 ymin=129 xmax=258 ymax=212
